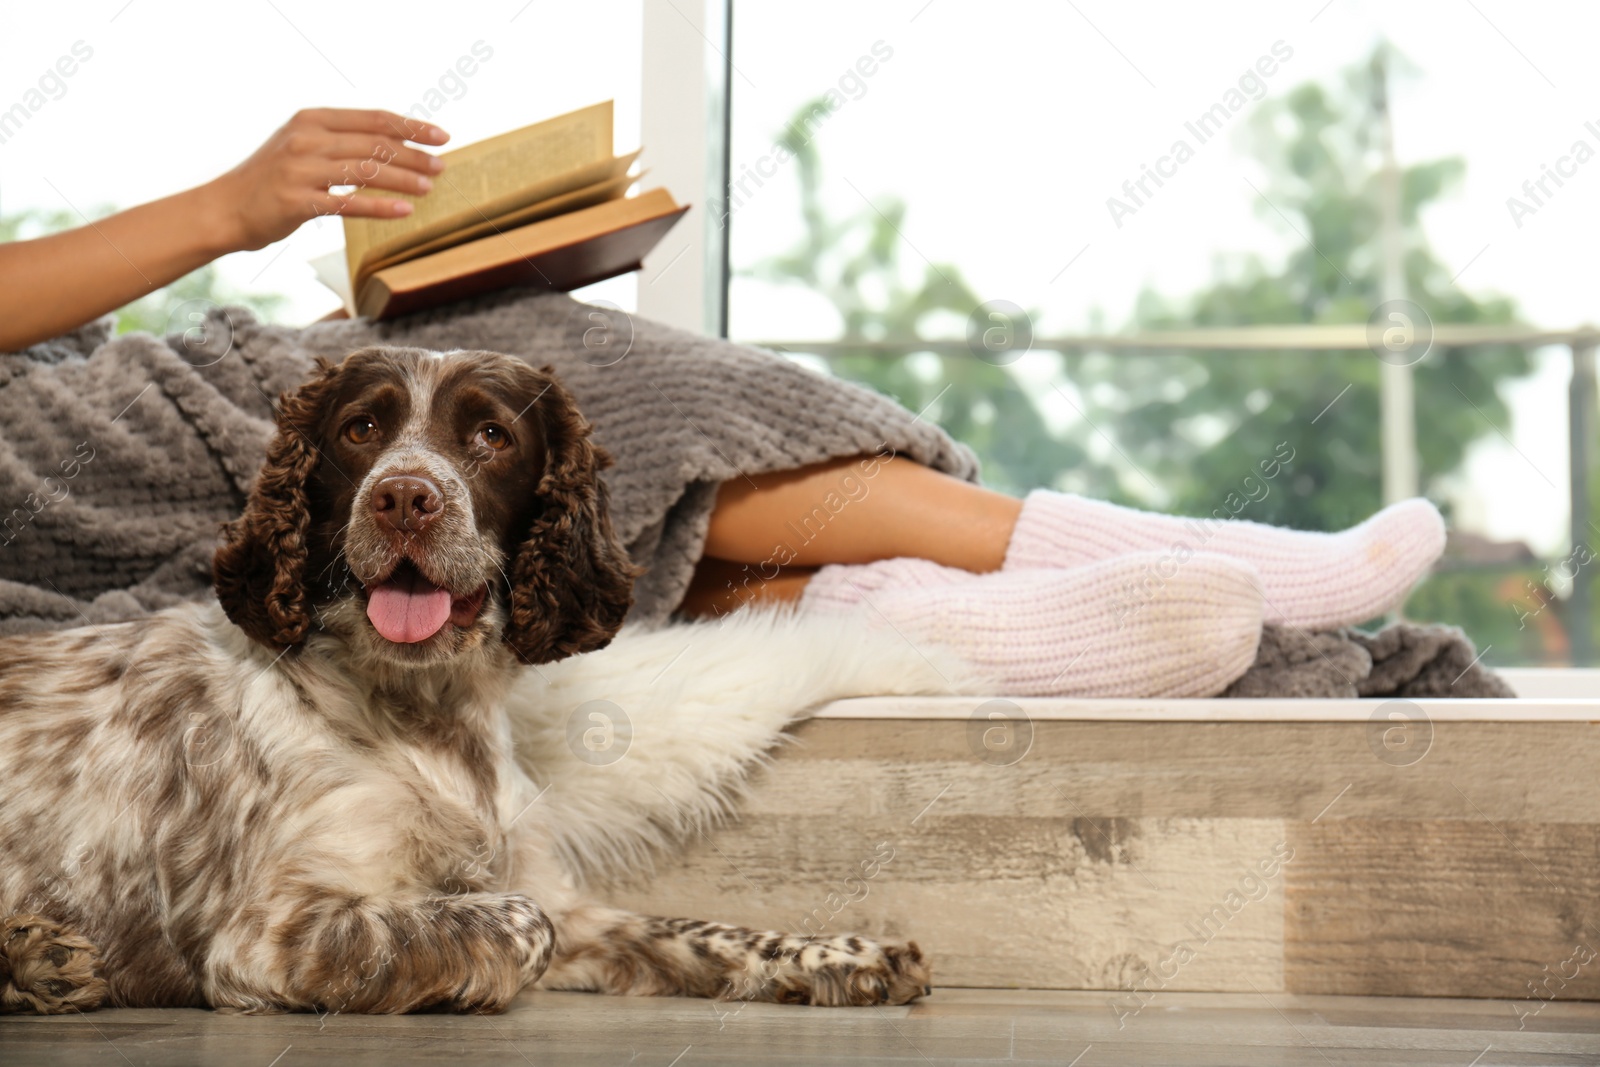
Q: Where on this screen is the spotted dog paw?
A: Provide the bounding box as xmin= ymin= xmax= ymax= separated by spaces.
xmin=775 ymin=936 xmax=932 ymax=1007
xmin=501 ymin=895 xmax=556 ymax=986
xmin=0 ymin=915 xmax=108 ymax=1014
xmin=437 ymin=894 xmax=556 ymax=1014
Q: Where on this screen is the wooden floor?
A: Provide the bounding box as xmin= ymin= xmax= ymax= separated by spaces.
xmin=4 ymin=989 xmax=1598 ymax=1066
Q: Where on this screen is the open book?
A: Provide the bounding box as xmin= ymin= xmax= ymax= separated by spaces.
xmin=311 ymin=101 xmax=687 ymax=319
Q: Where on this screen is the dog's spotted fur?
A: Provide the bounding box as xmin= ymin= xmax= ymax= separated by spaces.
xmin=0 ymin=346 xmax=929 ymax=1014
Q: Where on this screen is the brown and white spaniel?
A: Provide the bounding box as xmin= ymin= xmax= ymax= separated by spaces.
xmin=0 ymin=345 xmax=928 ymax=1014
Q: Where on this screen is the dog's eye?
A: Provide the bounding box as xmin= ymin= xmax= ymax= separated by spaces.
xmin=476 ymin=425 xmax=511 ymax=452
xmin=344 ymin=417 xmax=378 ymax=444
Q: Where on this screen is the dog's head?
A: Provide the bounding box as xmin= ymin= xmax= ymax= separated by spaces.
xmin=213 ymin=346 xmax=636 ymax=667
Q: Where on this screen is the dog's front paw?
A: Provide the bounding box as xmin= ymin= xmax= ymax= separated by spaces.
xmin=437 ymin=894 xmax=555 ymax=1014
xmin=780 ymin=936 xmax=932 ymax=1007
xmin=500 ymin=895 xmax=556 ymax=986
xmin=0 ymin=915 xmax=108 ymax=1014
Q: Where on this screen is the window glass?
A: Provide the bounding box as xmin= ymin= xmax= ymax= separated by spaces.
xmin=727 ymin=0 xmax=1597 ymax=665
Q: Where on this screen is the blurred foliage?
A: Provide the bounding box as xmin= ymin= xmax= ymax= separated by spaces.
xmin=0 ymin=205 xmax=286 ymax=340
xmin=748 ymin=51 xmax=1566 ymax=660
xmin=1099 ymin=57 xmax=1529 ymax=533
xmin=741 ymin=109 xmax=1086 ymax=493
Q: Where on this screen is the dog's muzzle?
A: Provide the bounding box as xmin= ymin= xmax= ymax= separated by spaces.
xmin=351 ymin=463 xmax=494 ymax=645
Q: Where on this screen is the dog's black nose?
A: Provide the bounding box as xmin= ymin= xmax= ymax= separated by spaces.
xmin=371 ymin=473 xmax=443 ymax=533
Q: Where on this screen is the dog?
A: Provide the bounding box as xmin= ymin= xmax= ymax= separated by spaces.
xmin=0 ymin=345 xmax=930 ymax=1014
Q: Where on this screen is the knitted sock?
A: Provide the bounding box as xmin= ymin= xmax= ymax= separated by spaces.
xmin=799 ymin=554 xmax=1263 ymax=698
xmin=1003 ymin=492 xmax=1446 ymax=631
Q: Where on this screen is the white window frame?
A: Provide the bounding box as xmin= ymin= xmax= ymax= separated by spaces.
xmin=635 ymin=0 xmax=731 ymax=337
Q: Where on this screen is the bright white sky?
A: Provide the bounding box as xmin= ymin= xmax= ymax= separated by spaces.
xmin=1 ymin=0 xmax=1592 ymax=552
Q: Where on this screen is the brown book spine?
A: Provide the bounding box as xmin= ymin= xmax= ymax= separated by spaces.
xmin=362 ymin=206 xmax=689 ymax=320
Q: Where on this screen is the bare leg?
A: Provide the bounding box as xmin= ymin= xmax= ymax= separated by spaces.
xmin=681 ymin=456 xmax=1267 ymax=695
xmin=688 ymin=455 xmax=1022 ymax=619
xmin=705 ymin=456 xmax=1021 ymax=570
xmin=679 ymin=557 xmax=817 ymax=617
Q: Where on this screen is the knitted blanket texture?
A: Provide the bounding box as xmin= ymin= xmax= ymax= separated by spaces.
xmin=0 ymin=288 xmax=976 ymax=631
xmin=0 ymin=288 xmax=1512 ymax=698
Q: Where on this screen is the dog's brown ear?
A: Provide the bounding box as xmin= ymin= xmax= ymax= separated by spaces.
xmin=213 ymin=356 xmax=343 ymax=650
xmin=505 ymin=369 xmax=637 ymax=665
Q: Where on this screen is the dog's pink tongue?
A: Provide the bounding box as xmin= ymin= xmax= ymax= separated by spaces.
xmin=366 ymin=572 xmax=453 ymax=643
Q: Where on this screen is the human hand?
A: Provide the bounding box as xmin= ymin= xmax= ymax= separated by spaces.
xmin=203 ymin=108 xmax=450 ymax=252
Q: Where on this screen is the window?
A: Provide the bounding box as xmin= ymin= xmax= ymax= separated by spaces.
xmin=683 ymin=0 xmax=1594 ymax=666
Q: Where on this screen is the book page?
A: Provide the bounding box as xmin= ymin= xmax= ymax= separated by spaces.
xmin=355 ymin=156 xmax=642 ymax=286
xmin=308 ymin=247 xmax=356 ymax=316
xmin=343 ymin=101 xmax=613 ymax=280
xmin=356 ymin=187 xmax=684 ymax=316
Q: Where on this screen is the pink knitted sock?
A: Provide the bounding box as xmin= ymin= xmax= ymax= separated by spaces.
xmin=800 ymin=554 xmax=1263 ymax=698
xmin=1003 ymin=492 xmax=1445 ymax=631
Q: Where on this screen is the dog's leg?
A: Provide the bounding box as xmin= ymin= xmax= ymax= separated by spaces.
xmin=0 ymin=914 xmax=108 ymax=1014
xmin=209 ymin=892 xmax=553 ymax=1014
xmin=537 ymin=904 xmax=930 ymax=1006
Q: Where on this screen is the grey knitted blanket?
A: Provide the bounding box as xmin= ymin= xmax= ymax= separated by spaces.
xmin=1224 ymin=621 xmax=1516 ymax=698
xmin=0 ymin=288 xmax=1515 ymax=698
xmin=0 ymin=287 xmax=977 ymax=631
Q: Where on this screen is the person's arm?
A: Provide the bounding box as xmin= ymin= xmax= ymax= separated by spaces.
xmin=0 ymin=108 xmax=448 ymax=351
